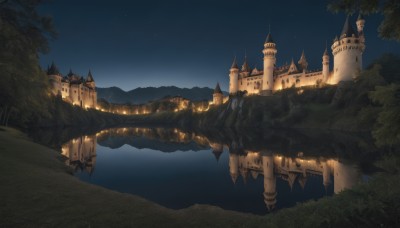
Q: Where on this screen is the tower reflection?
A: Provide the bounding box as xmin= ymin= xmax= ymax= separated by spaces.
xmin=61 ymin=127 xmax=361 ymax=213
xmin=228 ymin=150 xmax=360 ymax=211
xmin=61 ymin=135 xmax=97 ymax=173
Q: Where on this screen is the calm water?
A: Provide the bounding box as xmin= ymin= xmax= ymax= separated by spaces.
xmin=59 ymin=127 xmax=368 ymax=215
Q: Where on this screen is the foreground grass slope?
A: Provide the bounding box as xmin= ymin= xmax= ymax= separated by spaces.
xmin=0 ymin=127 xmax=253 ymax=227
xmin=1 ymin=127 xmax=400 ymax=227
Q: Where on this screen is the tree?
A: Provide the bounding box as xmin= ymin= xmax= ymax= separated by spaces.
xmin=369 ymin=84 xmax=400 ymax=147
xmin=0 ymin=0 xmax=56 ymax=127
xmin=328 ymin=0 xmax=400 ymax=41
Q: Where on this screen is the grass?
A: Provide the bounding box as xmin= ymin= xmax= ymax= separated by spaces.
xmin=1 ymin=127 xmax=400 ymax=227
xmin=0 ymin=127 xmax=254 ymax=227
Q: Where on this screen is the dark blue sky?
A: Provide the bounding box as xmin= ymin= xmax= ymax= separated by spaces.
xmin=39 ymin=0 xmax=400 ymax=91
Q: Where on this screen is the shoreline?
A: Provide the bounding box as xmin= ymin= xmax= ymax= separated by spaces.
xmin=1 ymin=127 xmax=399 ymax=227
xmin=0 ymin=127 xmax=255 ymax=227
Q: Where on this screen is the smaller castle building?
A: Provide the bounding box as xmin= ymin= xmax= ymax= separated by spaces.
xmin=213 ymin=83 xmax=223 ymax=105
xmin=47 ymin=62 xmax=97 ymax=109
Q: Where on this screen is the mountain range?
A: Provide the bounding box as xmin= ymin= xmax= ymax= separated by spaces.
xmin=97 ymin=86 xmax=227 ymax=104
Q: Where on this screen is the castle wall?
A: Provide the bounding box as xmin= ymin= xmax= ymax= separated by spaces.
xmin=238 ymin=74 xmax=263 ymax=95
xmin=272 ymin=71 xmax=324 ymax=91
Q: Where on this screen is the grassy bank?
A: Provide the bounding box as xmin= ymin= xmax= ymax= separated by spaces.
xmin=1 ymin=127 xmax=400 ymax=227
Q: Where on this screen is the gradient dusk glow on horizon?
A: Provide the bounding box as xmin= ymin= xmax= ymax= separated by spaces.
xmin=39 ymin=0 xmax=400 ymax=91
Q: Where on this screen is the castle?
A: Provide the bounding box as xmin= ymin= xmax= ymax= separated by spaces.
xmin=47 ymin=62 xmax=97 ymax=109
xmin=227 ymin=15 xmax=366 ymax=95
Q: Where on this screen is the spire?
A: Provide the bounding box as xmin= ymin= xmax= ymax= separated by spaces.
xmin=323 ymin=47 xmax=329 ymax=56
xmin=230 ymin=56 xmax=239 ymax=69
xmin=357 ymin=12 xmax=364 ymax=21
xmin=265 ymin=33 xmax=274 ymax=43
xmin=323 ymin=41 xmax=329 ymax=56
xmin=212 ymin=149 xmax=223 ymax=162
xmin=341 ymin=16 xmax=358 ymax=38
xmin=87 ymin=69 xmax=94 ymax=82
xmin=298 ymin=50 xmax=308 ymax=70
xmin=68 ymin=69 xmax=74 ymax=77
xmin=47 ymin=61 xmax=60 ymax=75
xmin=214 ymin=82 xmax=222 ymax=94
xmin=241 ymin=54 xmax=251 ymax=72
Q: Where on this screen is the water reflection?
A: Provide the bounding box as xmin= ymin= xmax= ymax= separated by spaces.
xmin=228 ymin=151 xmax=359 ymax=210
xmin=60 ymin=127 xmax=364 ymax=214
xmin=61 ymin=135 xmax=97 ymax=173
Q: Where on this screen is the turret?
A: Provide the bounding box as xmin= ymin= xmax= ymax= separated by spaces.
xmin=213 ymin=82 xmax=223 ymax=105
xmin=356 ymin=13 xmax=365 ymax=43
xmin=229 ymin=56 xmax=239 ymax=94
xmin=262 ymin=33 xmax=277 ymax=96
xmin=47 ymin=61 xmax=61 ymax=76
xmin=330 ymin=16 xmax=365 ymax=84
xmin=298 ymin=50 xmax=308 ymax=72
xmin=333 ymin=160 xmax=360 ymax=194
xmin=262 ymin=154 xmax=277 ymax=211
xmin=86 ymin=70 xmax=96 ymax=89
xmin=210 ymin=143 xmax=223 ymax=162
xmin=322 ymin=161 xmax=332 ymax=192
xmin=47 ymin=62 xmax=62 ymax=96
xmin=229 ymin=153 xmax=239 ymax=184
xmin=240 ymin=55 xmax=251 ymax=77
xmin=322 ymin=47 xmax=330 ymax=82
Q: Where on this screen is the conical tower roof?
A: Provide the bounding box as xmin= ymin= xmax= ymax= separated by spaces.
xmin=87 ymin=69 xmax=94 ymax=82
xmin=241 ymin=56 xmax=251 ymax=72
xmin=212 ymin=149 xmax=223 ymax=162
xmin=231 ymin=56 xmax=239 ymax=69
xmin=265 ymin=33 xmax=274 ymax=43
xmin=67 ymin=69 xmax=74 ymax=77
xmin=357 ymin=13 xmax=364 ymax=21
xmin=47 ymin=61 xmax=60 ymax=75
xmin=214 ymin=83 xmax=222 ymax=94
xmin=341 ymin=16 xmax=358 ymax=38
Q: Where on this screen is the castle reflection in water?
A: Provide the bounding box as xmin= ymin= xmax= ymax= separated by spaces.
xmin=61 ymin=135 xmax=97 ymax=173
xmin=61 ymin=127 xmax=361 ymax=211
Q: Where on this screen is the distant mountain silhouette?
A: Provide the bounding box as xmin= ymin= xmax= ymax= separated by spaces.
xmin=97 ymin=86 xmax=228 ymax=104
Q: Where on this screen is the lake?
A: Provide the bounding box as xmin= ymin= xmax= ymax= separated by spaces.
xmin=51 ymin=127 xmax=371 ymax=215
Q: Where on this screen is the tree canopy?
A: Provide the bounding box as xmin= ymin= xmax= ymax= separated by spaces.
xmin=0 ymin=0 xmax=56 ymax=126
xmin=329 ymin=0 xmax=400 ymax=41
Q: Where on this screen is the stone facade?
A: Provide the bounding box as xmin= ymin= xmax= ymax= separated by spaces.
xmin=229 ymin=15 xmax=366 ymax=95
xmin=47 ymin=62 xmax=97 ymax=109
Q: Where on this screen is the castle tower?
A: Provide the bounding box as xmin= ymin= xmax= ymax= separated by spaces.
xmin=322 ymin=47 xmax=330 ymax=82
xmin=322 ymin=160 xmax=332 ymax=192
xmin=240 ymin=54 xmax=251 ymax=77
xmin=262 ymin=154 xmax=277 ymax=211
xmin=262 ymin=33 xmax=277 ymax=96
xmin=85 ymin=70 xmax=97 ymax=108
xmin=356 ymin=13 xmax=365 ymax=43
xmin=229 ymin=153 xmax=239 ymax=184
xmin=229 ymin=57 xmax=239 ymax=94
xmin=47 ymin=62 xmax=62 ymax=96
xmin=298 ymin=50 xmax=308 ymax=72
xmin=86 ymin=70 xmax=95 ymax=89
xmin=330 ymin=16 xmax=365 ymax=84
xmin=213 ymin=82 xmax=223 ymax=105
xmin=333 ymin=160 xmax=360 ymax=194
xmin=210 ymin=142 xmax=223 ymax=162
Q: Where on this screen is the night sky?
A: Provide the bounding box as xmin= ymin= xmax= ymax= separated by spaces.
xmin=39 ymin=0 xmax=400 ymax=91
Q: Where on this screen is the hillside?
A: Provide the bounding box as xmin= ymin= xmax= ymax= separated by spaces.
xmin=97 ymin=86 xmax=228 ymax=104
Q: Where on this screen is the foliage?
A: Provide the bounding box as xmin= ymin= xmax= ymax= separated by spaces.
xmin=328 ymin=0 xmax=400 ymax=41
xmin=370 ymin=83 xmax=400 ymax=147
xmin=0 ymin=0 xmax=56 ymax=127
